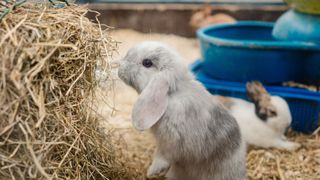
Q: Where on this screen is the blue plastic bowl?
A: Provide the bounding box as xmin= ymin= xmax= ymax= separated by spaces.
xmin=197 ymin=21 xmax=320 ymax=84
xmin=191 ymin=60 xmax=320 ymax=134
xmin=273 ymin=10 xmax=320 ymax=43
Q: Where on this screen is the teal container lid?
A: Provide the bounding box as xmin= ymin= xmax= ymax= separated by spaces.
xmin=273 ymin=10 xmax=320 ymax=43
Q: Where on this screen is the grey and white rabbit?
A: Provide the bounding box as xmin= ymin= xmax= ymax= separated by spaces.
xmin=216 ymin=81 xmax=301 ymax=151
xmin=118 ymin=41 xmax=247 ymax=180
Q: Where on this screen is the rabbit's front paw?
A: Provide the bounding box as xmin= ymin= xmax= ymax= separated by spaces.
xmin=284 ymin=141 xmax=301 ymax=151
xmin=147 ymin=158 xmax=170 ymax=178
xmin=277 ymin=140 xmax=301 ymax=151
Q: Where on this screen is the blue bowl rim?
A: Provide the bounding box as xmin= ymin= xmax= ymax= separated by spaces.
xmin=190 ymin=60 xmax=320 ymax=101
xmin=197 ymin=21 xmax=320 ymax=50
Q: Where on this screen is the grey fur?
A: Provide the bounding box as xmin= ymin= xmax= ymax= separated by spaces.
xmin=118 ymin=41 xmax=247 ymax=180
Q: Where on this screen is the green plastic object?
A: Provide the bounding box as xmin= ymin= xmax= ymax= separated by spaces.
xmin=0 ymin=0 xmax=26 ymax=21
xmin=284 ymin=0 xmax=320 ymax=14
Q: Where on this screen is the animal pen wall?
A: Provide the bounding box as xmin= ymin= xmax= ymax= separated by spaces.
xmin=84 ymin=1 xmax=287 ymax=37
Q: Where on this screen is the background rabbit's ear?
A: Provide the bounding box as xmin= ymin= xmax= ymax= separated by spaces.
xmin=132 ymin=73 xmax=169 ymax=131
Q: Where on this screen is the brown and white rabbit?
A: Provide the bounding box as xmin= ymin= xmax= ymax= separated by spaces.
xmin=190 ymin=5 xmax=236 ymax=32
xmin=118 ymin=41 xmax=247 ymax=180
xmin=217 ymin=81 xmax=301 ymax=151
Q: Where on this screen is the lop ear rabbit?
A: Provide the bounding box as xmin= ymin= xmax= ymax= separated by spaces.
xmin=217 ymin=81 xmax=301 ymax=151
xmin=118 ymin=41 xmax=247 ymax=180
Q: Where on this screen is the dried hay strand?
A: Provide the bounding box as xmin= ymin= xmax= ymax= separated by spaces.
xmin=0 ymin=3 xmax=140 ymax=179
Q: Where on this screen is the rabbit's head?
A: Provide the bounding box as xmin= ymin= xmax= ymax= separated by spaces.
xmin=189 ymin=5 xmax=212 ymax=31
xmin=118 ymin=41 xmax=192 ymax=131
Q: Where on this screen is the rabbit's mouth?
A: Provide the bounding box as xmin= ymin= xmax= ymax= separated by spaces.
xmin=118 ymin=69 xmax=138 ymax=91
xmin=118 ymin=67 xmax=128 ymax=82
xmin=118 ymin=70 xmax=129 ymax=85
xmin=127 ymin=77 xmax=136 ymax=89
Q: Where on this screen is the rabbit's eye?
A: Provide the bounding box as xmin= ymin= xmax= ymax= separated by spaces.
xmin=142 ymin=59 xmax=153 ymax=68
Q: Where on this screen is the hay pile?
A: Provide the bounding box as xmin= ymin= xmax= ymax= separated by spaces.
xmin=0 ymin=3 xmax=141 ymax=179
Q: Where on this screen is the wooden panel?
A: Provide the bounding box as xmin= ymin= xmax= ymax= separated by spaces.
xmin=86 ymin=3 xmax=288 ymax=37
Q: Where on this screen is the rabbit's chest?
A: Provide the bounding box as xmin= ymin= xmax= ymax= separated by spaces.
xmin=152 ymin=112 xmax=214 ymax=161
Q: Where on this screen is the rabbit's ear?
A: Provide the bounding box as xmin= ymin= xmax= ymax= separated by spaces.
xmin=132 ymin=73 xmax=169 ymax=131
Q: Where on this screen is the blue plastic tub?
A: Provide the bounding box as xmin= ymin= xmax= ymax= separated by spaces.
xmin=197 ymin=21 xmax=320 ymax=84
xmin=191 ymin=60 xmax=320 ymax=134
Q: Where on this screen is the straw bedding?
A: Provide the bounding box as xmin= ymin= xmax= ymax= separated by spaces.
xmin=0 ymin=4 xmax=141 ymax=179
xmin=246 ymin=130 xmax=320 ymax=179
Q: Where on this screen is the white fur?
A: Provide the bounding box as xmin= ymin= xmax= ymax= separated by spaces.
xmin=118 ymin=41 xmax=247 ymax=179
xmin=228 ymin=96 xmax=301 ymax=151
